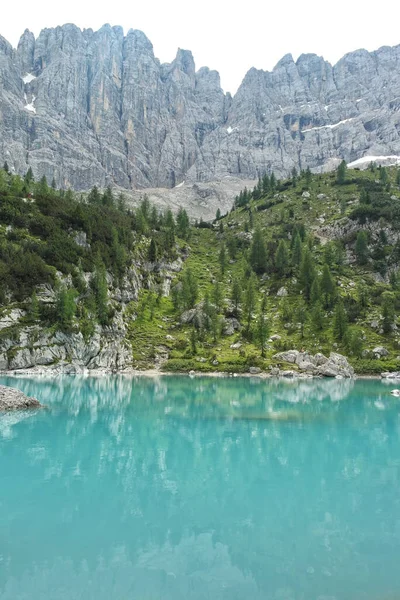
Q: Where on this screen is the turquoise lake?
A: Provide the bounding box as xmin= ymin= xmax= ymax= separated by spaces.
xmin=1 ymin=375 xmax=400 ymax=600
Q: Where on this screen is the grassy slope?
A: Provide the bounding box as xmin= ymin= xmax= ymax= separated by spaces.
xmin=128 ymin=167 xmax=400 ymax=374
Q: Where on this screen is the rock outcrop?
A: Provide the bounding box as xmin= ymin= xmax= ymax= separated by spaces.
xmin=0 ymin=385 xmax=42 ymax=410
xmin=1 ymin=25 xmax=400 ymax=208
xmin=273 ymin=350 xmax=354 ymax=378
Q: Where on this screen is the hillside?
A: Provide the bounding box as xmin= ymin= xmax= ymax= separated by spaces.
xmin=1 ymin=162 xmax=400 ymax=375
xmin=1 ymin=24 xmax=400 ymax=210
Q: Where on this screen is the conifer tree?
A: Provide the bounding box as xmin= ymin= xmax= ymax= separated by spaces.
xmin=310 ymin=277 xmax=320 ymax=306
xmin=91 ymin=259 xmax=109 ymax=325
xmin=25 ymin=167 xmax=34 ymax=184
xmin=231 ymin=277 xmax=242 ymax=317
xmin=275 ymin=240 xmax=290 ymax=277
xmin=336 ymin=160 xmax=347 ymax=185
xmin=311 ymin=301 xmax=324 ymax=331
xmin=333 ymin=299 xmax=348 ymax=341
xmin=219 ymin=243 xmax=226 ymax=275
xmin=291 ymin=233 xmax=303 ymax=268
xmin=320 ymin=263 xmax=336 ymax=309
xmin=181 ymin=268 xmax=198 ymax=309
xmin=148 ymin=238 xmax=157 ymax=263
xmin=56 ymin=286 xmax=77 ymax=331
xmin=27 ymin=291 xmax=40 ymax=323
xmin=243 ymin=273 xmax=257 ymax=336
xmin=256 ymin=295 xmax=269 ymax=357
xmin=212 ymin=280 xmax=223 ymax=313
xmin=249 ymin=227 xmax=267 ymax=274
xmin=177 ymin=207 xmax=190 ymax=239
xmin=355 ymin=231 xmax=369 ymax=265
xmin=299 ymin=246 xmax=315 ymax=301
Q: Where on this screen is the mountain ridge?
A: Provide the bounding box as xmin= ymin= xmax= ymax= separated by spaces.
xmin=1 ymin=24 xmax=400 ymax=210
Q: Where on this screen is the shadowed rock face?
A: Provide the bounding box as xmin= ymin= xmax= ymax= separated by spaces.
xmin=0 ymin=384 xmax=42 ymax=411
xmin=1 ymin=25 xmax=400 ymax=196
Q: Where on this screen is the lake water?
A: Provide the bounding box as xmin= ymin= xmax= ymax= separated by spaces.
xmin=1 ymin=375 xmax=400 ymax=600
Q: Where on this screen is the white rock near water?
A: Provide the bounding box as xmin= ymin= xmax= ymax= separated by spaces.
xmin=0 ymin=385 xmax=42 ymax=411
xmin=273 ymin=350 xmax=354 ymax=378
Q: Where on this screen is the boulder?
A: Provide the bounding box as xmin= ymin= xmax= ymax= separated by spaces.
xmin=276 ymin=287 xmax=288 ymax=297
xmin=373 ymin=346 xmax=389 ymax=358
xmin=314 ymin=353 xmax=328 ymax=366
xmin=273 ymin=350 xmax=299 ymax=364
xmin=0 ymin=385 xmax=42 ymax=411
xmin=249 ymin=366 xmax=261 ymax=375
xmin=382 ymin=372 xmax=400 ymax=379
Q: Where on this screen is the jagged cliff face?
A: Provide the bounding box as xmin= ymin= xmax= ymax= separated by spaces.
xmin=1 ymin=24 xmax=400 ymax=191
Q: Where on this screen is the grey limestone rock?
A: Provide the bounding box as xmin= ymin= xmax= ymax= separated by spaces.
xmin=0 ymin=385 xmax=42 ymax=411
xmin=1 ymin=26 xmax=400 ymax=216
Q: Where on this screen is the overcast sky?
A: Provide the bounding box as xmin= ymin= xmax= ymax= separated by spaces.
xmin=1 ymin=0 xmax=400 ymax=94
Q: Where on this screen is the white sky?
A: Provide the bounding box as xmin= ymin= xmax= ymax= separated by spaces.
xmin=1 ymin=0 xmax=400 ymax=94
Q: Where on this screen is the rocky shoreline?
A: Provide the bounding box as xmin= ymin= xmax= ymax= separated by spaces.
xmin=0 ymin=385 xmax=42 ymax=411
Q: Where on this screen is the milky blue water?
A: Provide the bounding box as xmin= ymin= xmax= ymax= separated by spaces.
xmin=1 ymin=376 xmax=400 ymax=600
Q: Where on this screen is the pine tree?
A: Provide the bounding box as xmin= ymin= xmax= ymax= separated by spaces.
xmin=256 ymin=295 xmax=269 ymax=357
xmin=27 ymin=291 xmax=40 ymax=323
xmin=311 ymin=301 xmax=324 ymax=331
xmin=37 ymin=175 xmax=49 ymax=198
xmin=231 ymin=277 xmax=242 ymax=316
xmin=360 ymin=188 xmax=370 ymax=204
xmin=88 ymin=185 xmax=101 ymax=205
xmin=396 ymin=169 xmax=400 ymax=187
xmin=310 ymin=277 xmax=320 ymax=305
xmin=336 ymin=160 xmax=347 ymax=185
xmin=219 ymin=243 xmax=227 ymax=275
xmin=148 ymin=238 xmax=157 ymax=262
xmin=216 ymin=208 xmax=221 ymax=220
xmin=102 ymin=186 xmax=114 ymax=207
xmin=25 ymin=167 xmax=34 ymax=184
xmin=176 ymin=207 xmax=190 ymax=239
xmin=226 ymin=234 xmax=237 ymax=260
xmin=249 ymin=227 xmax=267 ymax=274
xmin=275 ymin=240 xmax=290 ymax=277
xmin=299 ymin=246 xmax=315 ymax=301
xmin=379 ymin=166 xmax=388 ymax=185
xmin=270 ymin=172 xmax=276 ymax=192
xmin=91 ymin=259 xmax=109 ymax=325
xmin=291 ymin=233 xmax=303 ymax=268
xmin=243 ymin=273 xmax=257 ymax=336
xmin=333 ymin=299 xmax=348 ymax=341
xmin=320 ymin=263 xmax=336 ymax=309
xmin=212 ymin=280 xmax=223 ymax=313
xmin=355 ymin=231 xmax=369 ymax=265
xmin=3 ymin=161 xmax=9 ymax=173
xmin=51 ymin=177 xmax=56 ymax=189
xmin=56 ymin=286 xmax=77 ymax=331
xmin=305 ymin=166 xmax=312 ymax=186
xmin=181 ymin=268 xmax=198 ymax=309
xmin=262 ymin=173 xmax=270 ymax=195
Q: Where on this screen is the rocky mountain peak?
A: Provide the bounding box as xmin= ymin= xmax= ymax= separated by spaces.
xmin=0 ymin=25 xmax=400 ymax=211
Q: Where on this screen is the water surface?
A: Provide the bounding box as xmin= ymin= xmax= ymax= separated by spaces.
xmin=1 ymin=375 xmax=400 ymax=600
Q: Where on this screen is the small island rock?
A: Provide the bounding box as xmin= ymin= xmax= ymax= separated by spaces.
xmin=0 ymin=385 xmax=42 ymax=411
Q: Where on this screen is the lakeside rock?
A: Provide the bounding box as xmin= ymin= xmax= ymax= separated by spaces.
xmin=273 ymin=350 xmax=354 ymax=378
xmin=0 ymin=385 xmax=42 ymax=411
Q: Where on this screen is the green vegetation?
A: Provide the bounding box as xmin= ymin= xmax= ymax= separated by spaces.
xmin=3 ymin=161 xmax=400 ymax=374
